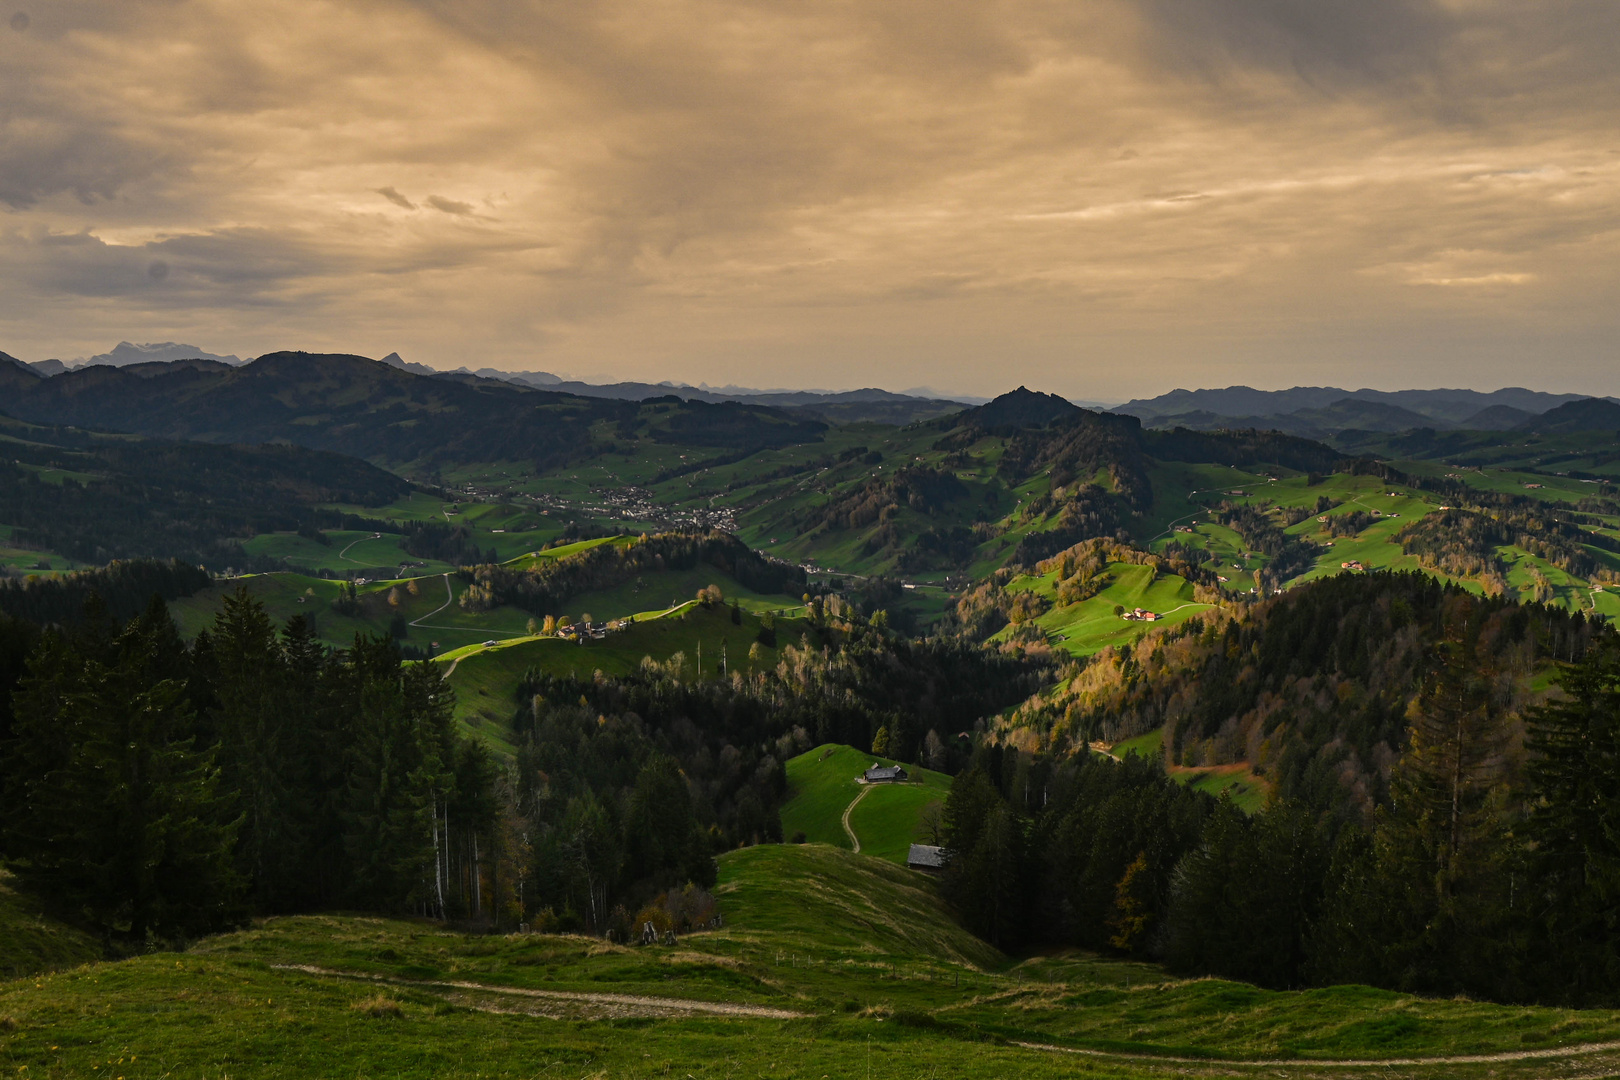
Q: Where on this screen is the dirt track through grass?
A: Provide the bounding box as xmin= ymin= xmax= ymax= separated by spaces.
xmin=272 ymin=963 xmax=809 ymax=1020
xmin=841 ymin=784 xmax=873 ymax=853
xmin=1016 ymin=1038 xmax=1620 ymax=1069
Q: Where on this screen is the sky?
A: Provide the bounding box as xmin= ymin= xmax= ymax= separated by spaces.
xmin=2 ymin=1 xmax=1618 ymax=401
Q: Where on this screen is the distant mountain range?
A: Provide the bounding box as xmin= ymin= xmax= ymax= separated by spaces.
xmin=6 ymin=345 xmax=973 ymax=426
xmin=1114 ymin=385 xmax=1620 ymax=438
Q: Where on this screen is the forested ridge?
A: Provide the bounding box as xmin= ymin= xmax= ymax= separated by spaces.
xmin=938 ymin=572 xmax=1620 ymax=1005
xmin=999 ymin=571 xmax=1597 ymax=812
xmin=0 ymin=420 xmax=410 ymax=570
xmin=459 ymin=530 xmax=807 ymax=615
xmin=0 ymin=353 xmax=828 ymax=471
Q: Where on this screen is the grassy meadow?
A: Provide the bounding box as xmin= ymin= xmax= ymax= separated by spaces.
xmin=994 ymin=562 xmax=1215 ymax=657
xmin=8 ymin=845 xmax=1620 ymax=1078
xmin=781 ymin=745 xmax=954 ymax=861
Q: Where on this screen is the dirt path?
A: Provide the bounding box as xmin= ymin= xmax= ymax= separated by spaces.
xmin=409 ymin=574 xmax=455 ymax=628
xmin=337 ymin=533 xmax=384 ymax=565
xmin=272 ymin=964 xmax=806 ymax=1020
xmin=841 ymin=784 xmax=873 ymax=854
xmin=1015 ymin=1038 xmax=1620 ymax=1070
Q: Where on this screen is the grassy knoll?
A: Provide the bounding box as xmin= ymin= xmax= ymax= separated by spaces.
xmin=0 ymin=872 xmax=100 ymax=979
xmin=10 ymin=845 xmax=1620 ymax=1078
xmin=555 ymin=565 xmax=804 ymax=623
xmin=996 ymin=562 xmax=1215 ymax=657
xmin=781 ymin=744 xmax=952 ymax=861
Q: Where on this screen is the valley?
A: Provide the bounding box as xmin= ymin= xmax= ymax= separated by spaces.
xmin=5 ymin=354 xmax=1620 ymax=1076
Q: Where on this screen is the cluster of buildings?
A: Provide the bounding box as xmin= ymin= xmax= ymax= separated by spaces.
xmin=1120 ymin=608 xmax=1161 ymax=622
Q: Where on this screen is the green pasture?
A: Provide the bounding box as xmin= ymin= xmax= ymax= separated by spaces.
xmin=166 ymin=572 xmax=532 ymax=654
xmin=440 ymin=602 xmax=812 ymax=744
xmin=242 ymin=530 xmax=456 ymax=575
xmin=847 ymin=781 xmax=952 ymax=863
xmin=1105 ymin=731 xmax=1268 ymax=813
xmin=1111 ymin=730 xmax=1163 ymax=760
xmin=996 ymin=562 xmax=1214 ymax=656
xmin=0 ymin=542 xmax=85 ymax=576
xmin=781 ymin=744 xmax=952 ymax=862
xmin=1174 ymin=765 xmax=1272 ymax=813
xmin=11 ymin=844 xmax=1620 ymax=1078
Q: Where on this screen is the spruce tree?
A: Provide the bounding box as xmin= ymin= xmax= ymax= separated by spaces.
xmin=1525 ymin=641 xmax=1620 ymax=1001
xmin=1340 ymin=617 xmax=1521 ymax=995
xmin=3 ymin=609 xmax=241 ymax=938
xmin=211 ymin=588 xmax=304 ymax=910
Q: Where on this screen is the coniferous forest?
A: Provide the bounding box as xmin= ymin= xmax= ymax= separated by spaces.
xmin=936 ymin=578 xmax=1620 ymax=1006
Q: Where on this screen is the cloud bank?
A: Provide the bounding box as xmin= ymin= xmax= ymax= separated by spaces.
xmin=0 ymin=0 xmax=1617 ymax=397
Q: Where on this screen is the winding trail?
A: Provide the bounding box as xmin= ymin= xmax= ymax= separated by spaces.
xmin=408 ymin=574 xmax=522 ymax=641
xmin=1014 ymin=1038 xmax=1620 ymax=1070
xmin=408 ymin=574 xmax=455 ymax=628
xmin=337 ymin=532 xmax=386 ymax=565
xmin=271 ymin=964 xmax=806 ymax=1021
xmin=840 ymin=784 xmax=873 ymax=854
xmin=267 ymin=962 xmax=1620 ymax=1069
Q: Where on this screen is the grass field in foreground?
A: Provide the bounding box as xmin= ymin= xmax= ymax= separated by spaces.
xmin=781 ymin=744 xmax=952 ymax=861
xmin=9 ymin=845 xmax=1620 ymax=1078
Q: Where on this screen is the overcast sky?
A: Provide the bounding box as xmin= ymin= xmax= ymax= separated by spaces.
xmin=2 ymin=1 xmax=1617 ymax=399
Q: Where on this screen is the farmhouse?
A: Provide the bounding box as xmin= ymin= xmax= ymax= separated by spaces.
xmin=907 ymin=844 xmax=947 ymax=874
xmin=863 ymin=764 xmax=907 ymax=783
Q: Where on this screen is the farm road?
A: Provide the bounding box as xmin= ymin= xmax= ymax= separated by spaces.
xmin=840 ymin=784 xmax=873 ymax=854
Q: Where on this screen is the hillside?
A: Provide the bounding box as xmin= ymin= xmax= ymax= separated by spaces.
xmin=0 ymin=351 xmax=828 ymax=470
xmin=994 ymin=570 xmax=1598 ymax=817
xmin=440 ymin=599 xmax=812 ymax=743
xmin=1117 ymin=384 xmax=1600 ymax=428
xmin=9 ymin=844 xmax=1620 ymax=1076
xmin=0 ymin=413 xmax=411 ymax=571
xmin=780 ymin=744 xmax=953 ymax=862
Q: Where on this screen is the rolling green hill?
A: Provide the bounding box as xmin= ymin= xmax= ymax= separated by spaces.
xmin=781 ymin=744 xmax=953 ymax=862
xmin=994 ymin=561 xmax=1215 ymax=657
xmin=9 ymin=844 xmax=1620 ymax=1078
xmin=441 ymin=601 xmax=815 ymax=745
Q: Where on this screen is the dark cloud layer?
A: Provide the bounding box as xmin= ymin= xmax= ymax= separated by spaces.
xmin=0 ymin=0 xmax=1616 ymax=396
